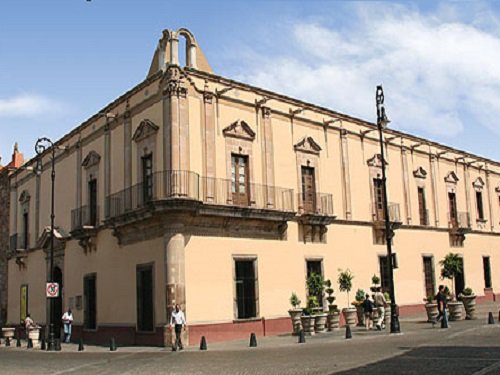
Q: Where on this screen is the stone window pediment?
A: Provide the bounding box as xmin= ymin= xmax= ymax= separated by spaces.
xmin=367 ymin=153 xmax=387 ymax=168
xmin=132 ymin=119 xmax=159 ymax=143
xmin=444 ymin=171 xmax=459 ymax=184
xmin=19 ymin=190 xmax=31 ymax=203
xmin=413 ymin=166 xmax=427 ymax=179
xmin=294 ymin=136 xmax=322 ymax=155
xmin=473 ymin=177 xmax=485 ymax=190
xmin=82 ymin=151 xmax=101 ymax=169
xmin=223 ymin=120 xmax=256 ymax=141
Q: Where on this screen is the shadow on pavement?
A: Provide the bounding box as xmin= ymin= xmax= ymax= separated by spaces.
xmin=335 ymin=346 xmax=500 ymax=375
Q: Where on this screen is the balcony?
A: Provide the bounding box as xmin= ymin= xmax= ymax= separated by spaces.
xmin=296 ymin=192 xmax=335 ymax=226
xmin=419 ymin=209 xmax=430 ymax=226
xmin=371 ymin=202 xmax=402 ymax=224
xmin=448 ymin=212 xmax=471 ymax=232
xmin=71 ymin=205 xmax=100 ymax=231
xmin=105 ymin=170 xmax=297 ymax=243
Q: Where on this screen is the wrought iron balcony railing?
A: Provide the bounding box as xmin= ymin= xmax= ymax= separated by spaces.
xmin=371 ymin=202 xmax=401 ymax=223
xmin=448 ymin=211 xmax=471 ymax=230
xmin=71 ymin=205 xmax=100 ymax=231
xmin=297 ymin=193 xmax=334 ymax=216
xmin=419 ymin=209 xmax=430 ymax=226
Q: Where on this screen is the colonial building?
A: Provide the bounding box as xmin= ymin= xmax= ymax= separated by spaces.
xmin=6 ymin=28 xmax=499 ymax=346
xmin=0 ymin=143 xmax=24 ymax=325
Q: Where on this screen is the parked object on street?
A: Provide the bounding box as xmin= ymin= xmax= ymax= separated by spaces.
xmin=459 ymin=288 xmax=476 ymax=320
xmin=424 ymin=295 xmax=439 ymax=322
xmin=338 ymin=269 xmax=356 ymax=326
xmin=288 ymin=292 xmax=303 ymax=335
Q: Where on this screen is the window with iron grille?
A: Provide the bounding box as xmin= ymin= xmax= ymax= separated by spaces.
xmin=422 ymin=256 xmax=435 ymax=298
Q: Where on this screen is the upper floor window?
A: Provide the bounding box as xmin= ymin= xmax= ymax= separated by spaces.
xmin=88 ymin=178 xmax=98 ymax=227
xmin=473 ymin=177 xmax=486 ymax=222
xmin=142 ymin=153 xmax=154 ymax=203
xmin=231 ymin=154 xmax=249 ymax=206
xmin=18 ymin=190 xmax=31 ymax=249
xmin=418 ymin=187 xmax=428 ymax=225
xmin=301 ymin=166 xmax=316 ymax=213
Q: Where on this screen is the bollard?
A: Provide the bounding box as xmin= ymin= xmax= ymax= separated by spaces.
xmin=78 ymin=338 xmax=84 ymax=351
xmin=55 ymin=339 xmax=62 ymax=351
xmin=27 ymin=338 xmax=33 ymax=349
xmin=41 ymin=338 xmax=46 ymax=351
xmin=5 ymin=337 xmax=10 ymax=347
xmin=16 ymin=337 xmax=21 ymax=348
xmin=441 ymin=310 xmax=449 ymax=329
xmin=249 ymin=333 xmax=257 ymax=347
xmin=345 ymin=325 xmax=352 ymax=339
xmin=110 ymin=337 xmax=117 ymax=351
xmin=488 ymin=312 xmax=495 ymax=325
xmin=199 ymin=336 xmax=207 ymax=351
xmin=298 ymin=330 xmax=305 ymax=344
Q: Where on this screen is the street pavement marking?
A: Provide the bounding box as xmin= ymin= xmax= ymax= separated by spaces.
xmin=472 ymin=360 xmax=500 ymax=375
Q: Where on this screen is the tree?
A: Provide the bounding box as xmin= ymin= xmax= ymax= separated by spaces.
xmin=337 ymin=269 xmax=354 ymax=305
xmin=439 ymin=252 xmax=463 ymax=298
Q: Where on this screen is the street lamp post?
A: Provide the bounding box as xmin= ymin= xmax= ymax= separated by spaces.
xmin=375 ymin=85 xmax=401 ymax=334
xmin=34 ymin=137 xmax=57 ymax=350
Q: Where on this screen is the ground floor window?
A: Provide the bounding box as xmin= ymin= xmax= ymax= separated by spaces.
xmin=234 ymin=258 xmax=258 ymax=319
xmin=136 ymin=264 xmax=154 ymax=331
xmin=422 ymin=256 xmax=435 ymax=298
xmin=84 ymin=273 xmax=97 ymax=330
xmin=483 ymin=256 xmax=492 ymax=289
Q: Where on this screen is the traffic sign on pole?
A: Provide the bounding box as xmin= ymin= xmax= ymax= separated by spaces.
xmin=46 ymin=282 xmax=59 ymax=298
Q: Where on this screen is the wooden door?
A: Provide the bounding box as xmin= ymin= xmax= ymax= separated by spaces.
xmin=231 ymin=154 xmax=249 ymax=206
xmin=301 ymin=167 xmax=316 ymax=213
xmin=373 ymin=178 xmax=385 ymax=220
xmin=418 ymin=187 xmax=427 ymax=225
xmin=448 ymin=192 xmax=457 ymax=226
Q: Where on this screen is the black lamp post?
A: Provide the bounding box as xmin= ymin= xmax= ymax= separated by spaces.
xmin=34 ymin=137 xmax=57 ymax=350
xmin=375 ymin=85 xmax=401 ymax=334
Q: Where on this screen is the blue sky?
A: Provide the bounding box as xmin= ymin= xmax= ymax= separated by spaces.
xmin=1 ymin=1 xmax=500 ymax=163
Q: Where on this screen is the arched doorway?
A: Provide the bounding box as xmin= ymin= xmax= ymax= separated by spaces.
xmin=51 ymin=266 xmax=63 ymax=340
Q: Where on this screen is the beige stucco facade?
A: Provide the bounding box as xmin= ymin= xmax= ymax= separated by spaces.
xmin=6 ymin=28 xmax=500 ymax=346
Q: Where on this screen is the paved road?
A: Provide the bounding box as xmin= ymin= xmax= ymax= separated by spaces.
xmin=1 ymin=317 xmax=500 ymax=374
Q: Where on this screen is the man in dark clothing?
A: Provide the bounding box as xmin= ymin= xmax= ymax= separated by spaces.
xmin=435 ymin=285 xmax=447 ymax=323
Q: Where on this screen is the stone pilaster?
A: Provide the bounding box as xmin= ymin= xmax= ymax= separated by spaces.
xmin=261 ymin=106 xmax=275 ymax=208
xmin=430 ymin=154 xmax=439 ymax=226
xmin=76 ymin=140 xmax=82 ymax=212
xmin=485 ymin=166 xmax=494 ymax=231
xmin=104 ymin=122 xmax=111 ymax=217
xmin=203 ymin=86 xmax=215 ymax=202
xmin=401 ymin=145 xmax=411 ymax=224
xmin=124 ymin=104 xmax=132 ymax=191
xmin=340 ymin=129 xmax=352 ymax=220
xmin=35 ymin=175 xmax=40 ymax=241
xmin=464 ymin=163 xmax=471 ymax=221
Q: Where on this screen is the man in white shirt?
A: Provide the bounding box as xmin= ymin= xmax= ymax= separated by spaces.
xmin=170 ymin=304 xmax=186 ymax=351
xmin=373 ymin=287 xmax=387 ymax=331
xmin=61 ymin=309 xmax=73 ymax=343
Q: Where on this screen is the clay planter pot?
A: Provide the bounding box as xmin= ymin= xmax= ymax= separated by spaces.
xmin=28 ymin=328 xmax=41 ymax=348
xmin=425 ymin=303 xmax=439 ymax=322
xmin=314 ymin=313 xmax=328 ymax=333
xmin=300 ymin=315 xmax=316 ymax=336
xmin=448 ymin=301 xmax=464 ymax=321
xmin=461 ymin=295 xmax=477 ymax=320
xmin=327 ymin=310 xmax=340 ymax=331
xmin=288 ymin=308 xmax=303 ymax=335
xmin=354 ymin=304 xmax=365 ymax=327
xmin=342 ymin=307 xmax=357 ymax=326
xmin=1 ymin=327 xmax=15 ymax=339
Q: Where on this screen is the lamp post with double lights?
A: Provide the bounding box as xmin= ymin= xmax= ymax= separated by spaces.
xmin=375 ymin=85 xmax=401 ymax=334
xmin=34 ymin=137 xmax=58 ymax=350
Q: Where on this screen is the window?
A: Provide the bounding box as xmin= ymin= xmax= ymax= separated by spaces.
xmin=83 ymin=274 xmax=97 ymax=330
xmin=301 ymin=167 xmax=316 ymax=213
xmin=88 ymin=178 xmax=98 ymax=226
xmin=136 ymin=264 xmax=154 ymax=331
xmin=142 ymin=153 xmax=153 ymax=203
xmin=483 ymin=256 xmax=492 ymax=289
xmin=373 ymin=178 xmax=385 ymax=220
xmin=306 ymin=260 xmax=323 ymax=307
xmin=422 ymin=256 xmax=435 ymax=298
xmin=448 ymin=192 xmax=457 ymax=225
xmin=379 ymin=256 xmax=390 ymax=292
xmin=476 ymin=191 xmax=484 ymax=220
xmin=418 ymin=187 xmax=428 ymax=225
xmin=235 ymin=259 xmax=257 ymax=319
xmin=231 ymin=154 xmax=249 ymax=206
xmin=22 ymin=211 xmax=29 ymax=249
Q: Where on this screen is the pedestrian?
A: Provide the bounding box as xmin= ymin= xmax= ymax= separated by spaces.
xmin=362 ymin=294 xmax=374 ymax=330
xmin=170 ymin=304 xmax=186 ymax=351
xmin=373 ymin=287 xmax=387 ymax=331
xmin=435 ymin=285 xmax=448 ymax=323
xmin=24 ymin=313 xmax=35 ymax=332
xmin=61 ymin=308 xmax=73 ymax=343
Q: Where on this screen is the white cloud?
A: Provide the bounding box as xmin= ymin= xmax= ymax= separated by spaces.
xmin=231 ymin=5 xmax=500 ymax=140
xmin=0 ymin=94 xmax=66 ymax=118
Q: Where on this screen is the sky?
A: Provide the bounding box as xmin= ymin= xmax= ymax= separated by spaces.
xmin=1 ymin=0 xmax=500 ymax=164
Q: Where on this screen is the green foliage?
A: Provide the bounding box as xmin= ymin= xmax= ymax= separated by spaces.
xmin=289 ymin=292 xmax=301 ymax=309
xmin=425 ymin=294 xmax=434 ymax=304
xmin=384 ymin=291 xmax=390 ymax=301
xmin=337 ymin=269 xmax=354 ymax=305
xmin=462 ymin=287 xmax=474 ymax=296
xmin=306 ymin=272 xmax=325 ymax=302
xmin=355 ymin=289 xmax=366 ymax=302
xmin=371 ymin=274 xmax=381 ymax=286
xmin=439 ymin=253 xmax=463 ymax=280
xmin=325 ymin=279 xmax=336 ymax=307
xmin=303 ymin=296 xmax=319 ymax=315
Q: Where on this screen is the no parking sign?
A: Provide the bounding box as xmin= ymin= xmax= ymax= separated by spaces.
xmin=46 ymin=282 xmax=59 ymax=298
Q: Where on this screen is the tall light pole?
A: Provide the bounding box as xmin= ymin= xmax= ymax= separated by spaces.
xmin=376 ymin=85 xmax=401 ymax=334
xmin=34 ymin=137 xmax=57 ymax=350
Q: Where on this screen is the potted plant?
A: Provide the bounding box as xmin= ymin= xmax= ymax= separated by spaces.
xmin=288 ymin=292 xmax=303 ymax=335
xmin=370 ymin=274 xmax=380 ymax=292
xmin=325 ymin=279 xmax=340 ymax=331
xmin=352 ymin=289 xmax=366 ymax=327
xmin=458 ymin=287 xmax=476 ymax=320
xmin=306 ymin=272 xmax=327 ymax=333
xmin=300 ymin=296 xmax=318 ymax=336
xmin=338 ymin=269 xmax=356 ymax=326
xmin=439 ymin=253 xmax=464 ymax=321
xmin=423 ymin=294 xmax=438 ymax=322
